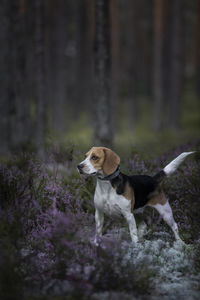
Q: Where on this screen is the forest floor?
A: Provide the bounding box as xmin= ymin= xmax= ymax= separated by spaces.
xmin=0 ymin=140 xmax=200 ymax=299
xmin=90 ymin=230 xmax=200 ymax=300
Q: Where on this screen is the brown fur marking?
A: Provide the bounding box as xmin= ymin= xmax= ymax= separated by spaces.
xmin=147 ymin=189 xmax=167 ymax=206
xmin=89 ymin=147 xmax=105 ymax=170
xmin=123 ymin=182 xmax=135 ymax=213
xmin=102 ymin=148 xmax=120 ymax=175
xmin=85 ymin=147 xmax=120 ymax=175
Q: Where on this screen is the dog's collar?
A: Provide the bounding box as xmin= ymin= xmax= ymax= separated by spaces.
xmin=97 ymin=165 xmax=121 ymax=181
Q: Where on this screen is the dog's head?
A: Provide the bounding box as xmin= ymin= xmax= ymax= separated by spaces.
xmin=77 ymin=147 xmax=120 ymax=176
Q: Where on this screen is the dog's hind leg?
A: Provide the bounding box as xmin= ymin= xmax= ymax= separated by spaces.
xmin=151 ymin=201 xmax=182 ymax=241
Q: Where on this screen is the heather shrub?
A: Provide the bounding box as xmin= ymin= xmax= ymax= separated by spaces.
xmin=0 ymin=142 xmax=200 ymax=299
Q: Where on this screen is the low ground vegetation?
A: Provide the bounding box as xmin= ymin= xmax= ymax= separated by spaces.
xmin=0 ymin=141 xmax=200 ymax=299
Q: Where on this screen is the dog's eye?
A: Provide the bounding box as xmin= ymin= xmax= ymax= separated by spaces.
xmin=91 ymin=155 xmax=98 ymax=160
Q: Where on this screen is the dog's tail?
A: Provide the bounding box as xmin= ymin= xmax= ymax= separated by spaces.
xmin=153 ymin=151 xmax=195 ymax=183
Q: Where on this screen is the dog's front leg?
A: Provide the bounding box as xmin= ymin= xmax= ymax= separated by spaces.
xmin=94 ymin=208 xmax=104 ymax=245
xmin=123 ymin=212 xmax=138 ymax=243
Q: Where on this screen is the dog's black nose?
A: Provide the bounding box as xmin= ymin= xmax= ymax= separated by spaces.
xmin=77 ymin=164 xmax=84 ymax=170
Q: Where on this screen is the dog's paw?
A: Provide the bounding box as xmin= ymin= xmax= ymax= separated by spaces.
xmin=173 ymin=238 xmax=186 ymax=249
xmin=131 ymin=234 xmax=138 ymax=244
xmin=138 ymin=221 xmax=147 ymax=239
xmin=93 ymin=235 xmax=102 ymax=247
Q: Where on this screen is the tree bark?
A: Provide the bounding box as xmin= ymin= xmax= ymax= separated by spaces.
xmin=196 ymin=0 xmax=200 ymax=97
xmin=125 ymin=0 xmax=138 ymax=131
xmin=146 ymin=0 xmax=154 ymax=100
xmin=94 ymin=0 xmax=112 ymax=147
xmin=46 ymin=0 xmax=68 ymax=135
xmin=75 ymin=0 xmax=92 ymax=118
xmin=0 ymin=0 xmax=32 ymax=154
xmin=152 ymin=0 xmax=166 ymax=131
xmin=9 ymin=0 xmax=30 ymax=151
xmin=167 ymin=0 xmax=183 ymax=130
xmin=0 ymin=0 xmax=10 ymax=154
xmin=86 ymin=0 xmax=95 ymax=117
xmin=110 ymin=0 xmax=120 ymax=129
xmin=34 ymin=0 xmax=46 ymax=155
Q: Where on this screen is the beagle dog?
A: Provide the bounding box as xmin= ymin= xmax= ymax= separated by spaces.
xmin=78 ymin=147 xmax=194 ymax=244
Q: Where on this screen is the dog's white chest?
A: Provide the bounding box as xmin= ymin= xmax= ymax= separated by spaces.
xmin=94 ymin=179 xmax=131 ymax=217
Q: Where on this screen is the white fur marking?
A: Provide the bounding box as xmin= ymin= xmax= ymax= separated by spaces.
xmin=80 ymin=153 xmax=97 ymax=174
xmin=151 ymin=201 xmax=181 ymax=240
xmin=164 ymin=151 xmax=194 ymax=176
xmin=94 ymin=179 xmax=138 ymax=243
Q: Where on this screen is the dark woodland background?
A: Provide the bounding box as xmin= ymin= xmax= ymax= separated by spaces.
xmin=1 ymin=1 xmax=200 ymax=299
xmin=0 ymin=0 xmax=200 ymax=154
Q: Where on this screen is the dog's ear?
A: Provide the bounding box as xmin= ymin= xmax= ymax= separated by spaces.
xmin=102 ymin=148 xmax=120 ymax=175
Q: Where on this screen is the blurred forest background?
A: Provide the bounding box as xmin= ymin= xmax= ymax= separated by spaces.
xmin=0 ymin=0 xmax=200 ymax=156
xmin=1 ymin=2 xmax=200 ymax=298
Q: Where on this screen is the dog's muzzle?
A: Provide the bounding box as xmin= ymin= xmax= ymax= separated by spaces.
xmin=77 ymin=163 xmax=97 ymax=176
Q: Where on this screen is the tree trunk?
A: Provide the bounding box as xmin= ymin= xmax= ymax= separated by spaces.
xmin=0 ymin=0 xmax=10 ymax=154
xmin=9 ymin=0 xmax=30 ymax=151
xmin=125 ymin=0 xmax=138 ymax=131
xmin=0 ymin=0 xmax=31 ymax=154
xmin=167 ymin=0 xmax=183 ymax=130
xmin=110 ymin=0 xmax=120 ymax=130
xmin=86 ymin=0 xmax=95 ymax=118
xmin=94 ymin=0 xmax=112 ymax=147
xmin=196 ymin=0 xmax=200 ymax=97
xmin=146 ymin=0 xmax=154 ymax=100
xmin=75 ymin=0 xmax=92 ymax=118
xmin=152 ymin=0 xmax=166 ymax=131
xmin=46 ymin=0 xmax=68 ymax=135
xmin=34 ymin=0 xmax=46 ymax=155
